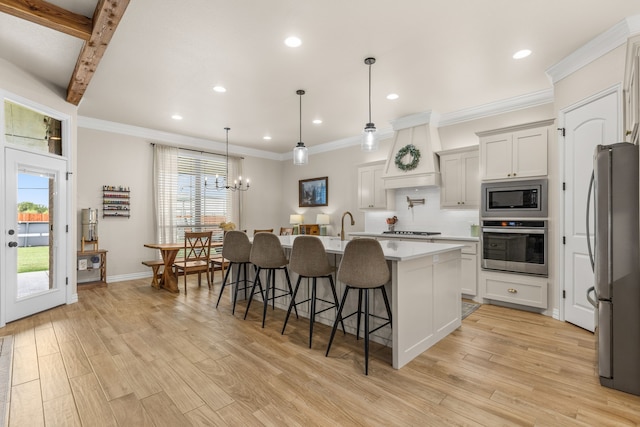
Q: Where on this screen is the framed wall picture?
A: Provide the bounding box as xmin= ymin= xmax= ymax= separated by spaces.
xmin=299 ymin=176 xmax=328 ymax=207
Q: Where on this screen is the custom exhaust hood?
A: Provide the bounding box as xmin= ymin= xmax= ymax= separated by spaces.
xmin=382 ymin=112 xmax=442 ymax=189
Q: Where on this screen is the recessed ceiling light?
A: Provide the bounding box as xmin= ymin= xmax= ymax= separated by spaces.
xmin=386 ymin=93 xmax=399 ymax=100
xmin=513 ymin=49 xmax=532 ymax=59
xmin=312 ymin=119 xmax=322 ymax=124
xmin=263 ymin=136 xmax=272 ymax=140
xmin=213 ymin=86 xmax=226 ymax=93
xmin=284 ymin=36 xmax=302 ymax=47
xmin=171 ymin=114 xmax=183 ymax=120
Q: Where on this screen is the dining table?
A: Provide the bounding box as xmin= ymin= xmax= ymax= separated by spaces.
xmin=144 ymin=241 xmax=222 ymax=293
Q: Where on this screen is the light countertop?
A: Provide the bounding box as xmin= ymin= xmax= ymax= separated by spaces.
xmin=277 ymin=235 xmax=462 ymax=262
xmin=348 ymin=232 xmax=480 ymax=242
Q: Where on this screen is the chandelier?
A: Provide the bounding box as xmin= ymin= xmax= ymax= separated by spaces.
xmin=215 ymin=127 xmax=250 ymax=191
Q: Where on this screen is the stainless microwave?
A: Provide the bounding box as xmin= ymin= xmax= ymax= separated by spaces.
xmin=481 ymin=178 xmax=548 ymax=218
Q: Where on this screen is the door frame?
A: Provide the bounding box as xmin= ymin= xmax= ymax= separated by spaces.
xmin=557 ymin=84 xmax=623 ymax=323
xmin=0 ymin=92 xmax=74 ymax=327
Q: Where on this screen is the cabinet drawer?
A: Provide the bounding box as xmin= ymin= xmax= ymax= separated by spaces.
xmin=483 ymin=274 xmax=547 ymax=308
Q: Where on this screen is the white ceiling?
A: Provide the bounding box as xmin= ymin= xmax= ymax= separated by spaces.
xmin=1 ymin=0 xmax=640 ymax=154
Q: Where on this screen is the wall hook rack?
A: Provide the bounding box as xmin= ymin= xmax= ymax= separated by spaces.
xmin=406 ymin=196 xmax=425 ymax=209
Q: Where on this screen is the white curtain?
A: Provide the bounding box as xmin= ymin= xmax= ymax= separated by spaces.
xmin=153 ymin=144 xmax=178 ymax=243
xmin=153 ymin=143 xmax=241 ymax=241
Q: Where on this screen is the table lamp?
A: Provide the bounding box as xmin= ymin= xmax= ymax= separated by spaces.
xmin=316 ymin=213 xmax=330 ymax=236
xmin=290 ymin=214 xmax=303 ymax=235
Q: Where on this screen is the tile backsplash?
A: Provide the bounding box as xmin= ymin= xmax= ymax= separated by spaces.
xmin=364 ymin=187 xmax=479 ymax=237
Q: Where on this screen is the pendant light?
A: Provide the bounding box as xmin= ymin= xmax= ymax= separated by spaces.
xmin=215 ymin=127 xmax=250 ymax=191
xmin=362 ymin=57 xmax=378 ymax=152
xmin=293 ymin=89 xmax=308 ymax=165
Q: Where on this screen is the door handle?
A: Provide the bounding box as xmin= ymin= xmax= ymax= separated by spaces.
xmin=8 ymin=241 xmax=18 ymax=248
xmin=586 ymin=286 xmax=598 ymax=308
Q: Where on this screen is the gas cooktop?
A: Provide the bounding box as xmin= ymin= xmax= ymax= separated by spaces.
xmin=382 ymin=231 xmax=441 ymax=236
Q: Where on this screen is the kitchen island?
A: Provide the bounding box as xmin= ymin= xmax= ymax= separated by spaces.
xmin=275 ymin=235 xmax=463 ymax=369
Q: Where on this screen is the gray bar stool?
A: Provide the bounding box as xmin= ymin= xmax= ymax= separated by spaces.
xmin=215 ymin=230 xmax=258 ymax=315
xmin=326 ymin=238 xmax=392 ymax=375
xmin=244 ymin=232 xmax=298 ymax=327
xmin=282 ymin=236 xmax=345 ymax=348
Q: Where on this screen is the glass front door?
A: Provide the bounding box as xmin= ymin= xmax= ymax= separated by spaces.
xmin=5 ymin=148 xmax=67 ymax=322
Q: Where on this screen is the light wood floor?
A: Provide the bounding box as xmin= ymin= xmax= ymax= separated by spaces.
xmin=2 ymin=277 xmax=640 ymax=426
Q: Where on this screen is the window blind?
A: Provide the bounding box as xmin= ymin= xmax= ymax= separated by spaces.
xmin=154 ymin=144 xmax=238 ymax=244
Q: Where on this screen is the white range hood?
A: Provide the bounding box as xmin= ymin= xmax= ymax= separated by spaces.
xmin=382 ymin=112 xmax=442 ymax=189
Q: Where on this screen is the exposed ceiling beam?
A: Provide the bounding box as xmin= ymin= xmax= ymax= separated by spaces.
xmin=0 ymin=0 xmax=130 ymax=105
xmin=0 ymin=0 xmax=92 ymax=40
xmin=66 ymin=0 xmax=130 ymax=105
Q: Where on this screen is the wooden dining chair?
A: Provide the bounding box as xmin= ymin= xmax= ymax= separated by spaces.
xmin=253 ymin=228 xmax=274 ymax=235
xmin=174 ymin=231 xmax=213 ymax=294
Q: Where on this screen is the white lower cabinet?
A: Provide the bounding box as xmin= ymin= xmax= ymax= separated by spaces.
xmin=480 ymin=270 xmax=548 ymax=309
xmin=434 ymin=240 xmax=477 ymax=297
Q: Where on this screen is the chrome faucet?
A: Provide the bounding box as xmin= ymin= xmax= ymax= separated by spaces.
xmin=340 ymin=211 xmax=355 ymax=241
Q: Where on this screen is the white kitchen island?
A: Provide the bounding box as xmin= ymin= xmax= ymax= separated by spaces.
xmin=275 ymin=236 xmax=463 ymax=369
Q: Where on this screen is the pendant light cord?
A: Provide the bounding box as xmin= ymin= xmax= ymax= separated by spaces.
xmin=224 ymin=127 xmax=230 ymax=182
xmin=368 ymin=62 xmax=372 ymax=123
xmin=299 ymin=92 xmax=302 ymax=142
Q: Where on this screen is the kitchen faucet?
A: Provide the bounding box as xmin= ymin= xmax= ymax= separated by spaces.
xmin=340 ymin=211 xmax=355 ymax=241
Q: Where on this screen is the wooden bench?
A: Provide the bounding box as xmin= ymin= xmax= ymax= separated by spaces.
xmin=141 ymin=260 xmax=164 ymax=289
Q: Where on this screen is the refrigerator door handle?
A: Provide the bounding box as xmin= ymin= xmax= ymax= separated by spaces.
xmin=586 ymin=286 xmax=598 ymax=308
xmin=586 ymin=170 xmax=595 ymax=271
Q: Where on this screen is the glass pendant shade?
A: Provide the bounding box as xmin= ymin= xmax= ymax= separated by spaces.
xmin=362 ymin=57 xmax=378 ymax=152
xmin=293 ymin=89 xmax=308 ymax=165
xmin=293 ymin=141 xmax=308 ymax=165
xmin=362 ymin=122 xmax=378 ymax=151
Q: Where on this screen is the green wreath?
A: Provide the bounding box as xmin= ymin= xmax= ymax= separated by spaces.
xmin=395 ymin=144 xmax=421 ymax=171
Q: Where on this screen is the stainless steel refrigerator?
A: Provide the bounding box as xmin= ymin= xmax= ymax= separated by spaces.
xmin=586 ymin=142 xmax=640 ymax=396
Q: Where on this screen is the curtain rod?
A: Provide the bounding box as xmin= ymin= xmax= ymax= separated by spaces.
xmin=149 ymin=142 xmax=244 ymax=159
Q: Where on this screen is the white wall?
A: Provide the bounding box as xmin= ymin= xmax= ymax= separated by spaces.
xmin=278 ymin=137 xmax=394 ymax=236
xmin=241 ymin=155 xmax=285 ymax=233
xmin=76 ymin=127 xmax=284 ymax=280
xmin=77 ymin=128 xmax=156 ymax=279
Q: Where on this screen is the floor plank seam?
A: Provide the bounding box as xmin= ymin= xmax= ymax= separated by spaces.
xmin=0 ymin=336 xmax=14 ymax=427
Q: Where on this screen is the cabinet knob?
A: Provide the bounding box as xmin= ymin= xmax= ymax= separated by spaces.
xmin=626 ymin=130 xmax=632 ymax=136
xmin=507 ymin=173 xmax=511 ymax=177
xmin=461 ymin=201 xmax=465 ymax=205
xmin=507 ymin=288 xmax=518 ymax=293
xmin=513 ymin=173 xmax=517 ymax=176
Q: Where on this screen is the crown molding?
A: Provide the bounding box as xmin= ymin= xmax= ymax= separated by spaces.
xmin=438 ymin=89 xmax=554 ymax=127
xmin=546 ymin=15 xmax=640 ymax=84
xmin=390 ymin=111 xmax=434 ymax=130
xmin=282 ymin=127 xmax=395 ymax=160
xmin=78 ymin=116 xmax=282 ymax=160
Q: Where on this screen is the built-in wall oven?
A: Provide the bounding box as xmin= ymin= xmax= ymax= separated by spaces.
xmin=481 ymin=219 xmax=548 ymax=276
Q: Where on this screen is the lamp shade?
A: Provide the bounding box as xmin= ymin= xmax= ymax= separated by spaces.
xmin=316 ymin=214 xmax=330 ymax=225
xmin=289 ymin=214 xmax=303 ymax=224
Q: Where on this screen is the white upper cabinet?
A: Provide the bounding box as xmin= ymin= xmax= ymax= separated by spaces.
xmin=358 ymin=161 xmax=395 ymax=210
xmin=477 ymin=119 xmax=553 ymax=181
xmin=438 ymin=147 xmax=480 ymax=208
